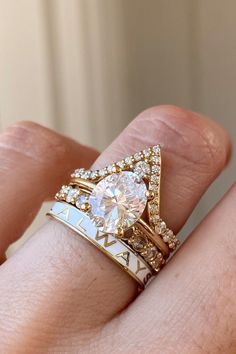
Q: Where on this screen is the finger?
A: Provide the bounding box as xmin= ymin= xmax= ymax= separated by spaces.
xmin=94 ymin=105 xmax=231 ymax=232
xmin=0 ymin=121 xmax=98 ymax=257
xmin=109 ymin=183 xmax=236 ymax=354
xmin=0 ymin=106 xmax=231 ymax=349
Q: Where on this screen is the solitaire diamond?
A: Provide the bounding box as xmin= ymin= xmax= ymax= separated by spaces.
xmin=89 ymin=171 xmax=147 ymax=233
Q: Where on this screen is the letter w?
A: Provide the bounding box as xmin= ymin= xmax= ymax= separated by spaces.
xmin=95 ymin=232 xmax=116 ymax=248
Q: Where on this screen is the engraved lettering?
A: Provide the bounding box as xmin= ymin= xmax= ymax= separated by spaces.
xmin=57 ymin=207 xmax=70 ymax=221
xmin=135 ymin=259 xmax=146 ymax=274
xmin=143 ymin=272 xmax=153 ymax=286
xmin=116 ymin=251 xmax=130 ymax=266
xmin=95 ymin=231 xmax=116 ymax=248
xmin=76 ymin=218 xmax=86 ymax=233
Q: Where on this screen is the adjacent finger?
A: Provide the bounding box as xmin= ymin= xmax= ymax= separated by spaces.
xmin=0 ymin=106 xmax=231 ymax=350
xmin=107 ymin=183 xmax=236 ymax=353
xmin=0 ymin=121 xmax=98 ymax=257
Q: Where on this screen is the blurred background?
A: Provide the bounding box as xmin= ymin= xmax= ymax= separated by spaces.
xmin=0 ymin=0 xmax=236 ymax=243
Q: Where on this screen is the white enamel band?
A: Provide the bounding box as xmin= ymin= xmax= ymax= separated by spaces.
xmin=47 ymin=202 xmax=155 ymax=288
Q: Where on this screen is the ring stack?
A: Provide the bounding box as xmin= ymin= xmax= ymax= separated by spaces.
xmin=47 ymin=145 xmax=179 ymax=289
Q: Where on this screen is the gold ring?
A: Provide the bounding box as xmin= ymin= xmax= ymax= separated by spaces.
xmin=53 ymin=145 xmax=179 ymax=282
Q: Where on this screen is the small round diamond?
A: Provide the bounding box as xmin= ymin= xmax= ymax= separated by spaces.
xmin=153 ymin=145 xmax=160 ymax=154
xmin=91 ymin=171 xmax=98 ymax=180
xmin=89 ymin=171 xmax=147 ymax=233
xmin=81 ymin=170 xmax=91 ymax=179
xmin=150 ymin=175 xmax=159 ymax=183
xmin=56 ymin=185 xmax=71 ymax=199
xmin=73 ymin=168 xmax=85 ymax=178
xmin=107 ymin=165 xmax=114 ymax=173
xmin=165 ymin=229 xmax=174 ymax=238
xmin=143 ymin=149 xmax=151 ymax=157
xmin=134 ymin=152 xmax=142 ymax=161
xmin=134 ymin=161 xmax=151 ymax=178
xmin=155 ymin=221 xmax=166 ymax=234
xmin=145 ymin=247 xmax=158 ymax=261
xmin=150 ymin=214 xmax=160 ymax=224
xmin=66 ymin=188 xmax=80 ymax=203
xmin=125 ymin=156 xmax=133 ymax=165
xmin=149 ymin=183 xmax=157 ymax=191
xmin=151 ymin=155 xmax=159 ymax=164
xmin=132 ymin=235 xmax=148 ymax=251
xmin=117 ymin=160 xmax=125 ymax=169
xmin=149 ymin=203 xmax=158 ymax=214
xmin=76 ymin=194 xmax=88 ymax=209
xmin=60 ymin=185 xmax=70 ymax=194
xmin=99 ymin=169 xmax=106 ymax=177
xmin=152 ymin=165 xmax=160 ymax=174
xmin=163 ymin=234 xmax=170 ymax=242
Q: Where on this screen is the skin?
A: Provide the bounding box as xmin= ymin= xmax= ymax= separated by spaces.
xmin=0 ymin=105 xmax=235 ymax=353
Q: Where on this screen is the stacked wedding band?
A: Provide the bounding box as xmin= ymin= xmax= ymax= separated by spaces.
xmin=47 ymin=145 xmax=179 ymax=288
xmin=49 ymin=202 xmax=154 ymax=287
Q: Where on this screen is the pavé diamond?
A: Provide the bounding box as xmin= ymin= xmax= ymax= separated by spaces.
xmin=99 ymin=169 xmax=106 ymax=177
xmin=153 ymin=145 xmax=160 ymax=154
xmin=152 ymin=165 xmax=160 ymax=174
xmin=134 ymin=161 xmax=151 ymax=178
xmin=132 ymin=235 xmax=148 ymax=251
xmin=125 ymin=156 xmax=133 ymax=165
xmin=66 ymin=188 xmax=80 ymax=203
xmin=117 ymin=160 xmax=125 ymax=168
xmin=91 ymin=171 xmax=98 ymax=180
xmin=145 ymin=247 xmax=158 ymax=261
xmin=143 ymin=149 xmax=150 ymax=157
xmin=134 ymin=152 xmax=142 ymax=161
xmin=89 ymin=171 xmax=147 ymax=233
xmin=151 ymin=155 xmax=159 ymax=164
xmin=76 ymin=194 xmax=88 ymax=209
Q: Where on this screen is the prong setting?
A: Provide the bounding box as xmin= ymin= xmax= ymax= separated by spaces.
xmin=80 ymin=202 xmax=91 ymax=213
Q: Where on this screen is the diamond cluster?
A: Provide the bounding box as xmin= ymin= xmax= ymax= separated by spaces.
xmin=127 ymin=225 xmax=165 ymax=272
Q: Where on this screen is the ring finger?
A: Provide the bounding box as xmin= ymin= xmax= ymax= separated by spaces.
xmin=0 ymin=106 xmax=231 ymax=351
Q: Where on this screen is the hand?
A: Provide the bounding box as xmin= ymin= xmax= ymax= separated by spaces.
xmin=0 ymin=106 xmax=234 ymax=353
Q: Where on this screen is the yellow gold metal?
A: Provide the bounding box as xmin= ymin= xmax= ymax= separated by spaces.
xmin=114 ymin=227 xmax=124 ymax=239
xmin=146 ymin=190 xmax=155 ymax=201
xmin=115 ymin=166 xmax=122 ymax=173
xmin=136 ymin=219 xmax=169 ymax=257
xmin=80 ymin=202 xmax=91 ymax=212
xmin=70 ymin=178 xmax=94 ymax=192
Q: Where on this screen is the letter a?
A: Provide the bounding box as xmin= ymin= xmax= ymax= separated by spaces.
xmin=135 ymin=260 xmax=146 ymax=274
xmin=57 ymin=207 xmax=70 ymax=221
xmin=116 ymin=251 xmax=130 ymax=266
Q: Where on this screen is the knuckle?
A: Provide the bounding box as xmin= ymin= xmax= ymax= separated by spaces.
xmin=0 ymin=121 xmax=69 ymax=166
xmin=136 ymin=105 xmax=229 ymax=172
